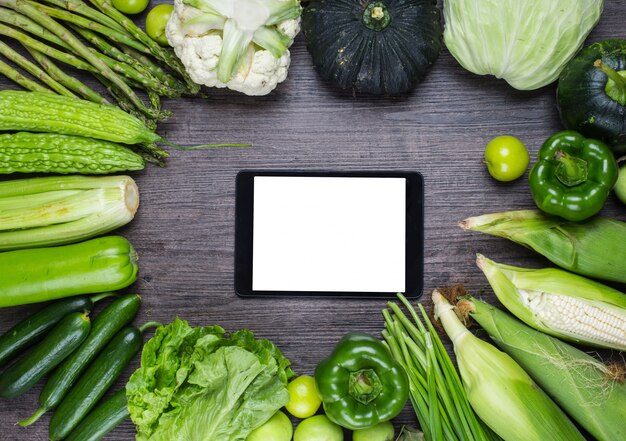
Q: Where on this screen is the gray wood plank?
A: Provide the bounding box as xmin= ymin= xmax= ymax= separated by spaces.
xmin=2 ymin=1 xmax=626 ymax=439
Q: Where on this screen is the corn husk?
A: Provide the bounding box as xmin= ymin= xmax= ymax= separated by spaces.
xmin=462 ymin=296 xmax=626 ymax=441
xmin=477 ymin=254 xmax=626 ymax=351
xmin=432 ymin=290 xmax=585 ymax=441
xmin=460 ymin=210 xmax=626 ymax=284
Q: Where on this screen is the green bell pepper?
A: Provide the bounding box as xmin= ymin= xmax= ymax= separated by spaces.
xmin=314 ymin=332 xmax=409 ymax=430
xmin=529 ymin=131 xmax=618 ymax=221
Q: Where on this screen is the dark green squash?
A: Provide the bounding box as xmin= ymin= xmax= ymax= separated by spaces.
xmin=302 ymin=0 xmax=442 ymax=95
xmin=557 ymin=39 xmax=626 ymax=155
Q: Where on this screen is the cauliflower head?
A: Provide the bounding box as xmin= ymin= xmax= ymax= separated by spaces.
xmin=166 ymin=0 xmax=301 ymax=96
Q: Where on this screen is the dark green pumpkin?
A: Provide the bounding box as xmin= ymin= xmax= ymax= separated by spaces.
xmin=302 ymin=0 xmax=442 ymax=95
xmin=557 ymin=39 xmax=626 ymax=155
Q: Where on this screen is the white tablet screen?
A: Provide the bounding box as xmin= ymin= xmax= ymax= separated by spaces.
xmin=252 ymin=176 xmax=406 ymax=292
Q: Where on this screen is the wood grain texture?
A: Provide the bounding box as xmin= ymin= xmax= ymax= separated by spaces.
xmin=2 ymin=1 xmax=626 ymax=439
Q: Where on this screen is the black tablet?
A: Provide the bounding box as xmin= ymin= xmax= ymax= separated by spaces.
xmin=235 ymin=170 xmax=424 ymax=298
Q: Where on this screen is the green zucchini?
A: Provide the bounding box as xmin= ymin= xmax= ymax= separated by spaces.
xmin=0 ymin=236 xmax=138 ymax=307
xmin=49 ymin=322 xmax=160 ymax=440
xmin=0 ymin=132 xmax=145 ymax=174
xmin=0 ymin=295 xmax=95 ymax=367
xmin=0 ymin=312 xmax=91 ymax=399
xmin=0 ymin=90 xmax=161 ymax=145
xmin=65 ymin=388 xmax=129 ymax=441
xmin=19 ymin=294 xmax=140 ymax=427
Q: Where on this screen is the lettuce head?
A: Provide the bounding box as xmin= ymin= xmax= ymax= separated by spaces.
xmin=126 ymin=318 xmax=294 ymax=441
xmin=443 ymin=0 xmax=604 ymax=90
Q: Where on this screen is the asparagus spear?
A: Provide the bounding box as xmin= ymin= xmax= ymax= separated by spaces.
xmin=88 ymin=0 xmax=199 ymax=94
xmin=25 ymin=45 xmax=109 ymax=104
xmin=0 ymin=0 xmax=163 ymax=120
xmin=0 ymin=40 xmax=75 ymax=97
xmin=0 ymin=7 xmax=67 ymax=47
xmin=119 ymin=44 xmax=187 ymax=92
xmin=0 ymin=58 xmax=52 ymax=93
xmin=41 ymin=0 xmax=126 ymax=34
xmin=28 ymin=0 xmax=150 ymax=54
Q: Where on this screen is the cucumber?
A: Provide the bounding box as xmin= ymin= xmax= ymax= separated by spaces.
xmin=65 ymin=388 xmax=129 ymax=441
xmin=49 ymin=322 xmax=160 ymax=440
xmin=0 ymin=295 xmax=94 ymax=367
xmin=0 ymin=312 xmax=91 ymax=399
xmin=19 ymin=294 xmax=140 ymax=427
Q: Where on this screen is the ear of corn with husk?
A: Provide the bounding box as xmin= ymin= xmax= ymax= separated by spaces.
xmin=460 ymin=210 xmax=626 ymax=284
xmin=477 ymin=254 xmax=626 ymax=351
xmin=432 ymin=290 xmax=585 ymax=441
xmin=460 ymin=295 xmax=626 ymax=441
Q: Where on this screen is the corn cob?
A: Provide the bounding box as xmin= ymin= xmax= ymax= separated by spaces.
xmin=460 ymin=295 xmax=626 ymax=441
xmin=460 ymin=210 xmax=626 ymax=283
xmin=476 ymin=254 xmax=626 ymax=351
xmin=433 ymin=290 xmax=585 ymax=441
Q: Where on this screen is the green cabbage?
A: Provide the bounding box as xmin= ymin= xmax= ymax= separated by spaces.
xmin=443 ymin=0 xmax=604 ymax=90
xmin=126 ymin=318 xmax=294 ymax=441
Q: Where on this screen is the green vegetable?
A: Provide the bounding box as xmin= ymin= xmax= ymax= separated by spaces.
xmin=558 ymin=39 xmax=626 ymax=154
xmin=65 ymin=388 xmax=130 ymax=441
xmin=0 ymin=295 xmax=97 ymax=367
xmin=112 ymin=0 xmax=149 ymax=15
xmin=49 ymin=321 xmax=160 ymax=440
xmin=353 ymin=421 xmax=395 ymax=441
xmin=145 ymin=4 xmax=173 ymax=46
xmin=126 ymin=318 xmax=294 ymax=441
xmin=0 ymin=312 xmax=91 ymax=399
xmin=615 ymin=158 xmax=626 ymax=204
xmin=0 ymin=132 xmax=144 ymax=174
xmin=20 ymin=294 xmax=141 ymax=426
xmin=459 ymin=295 xmax=626 ymax=441
xmin=0 ymin=175 xmax=138 ymax=251
xmin=382 ymin=294 xmax=497 ymax=441
xmin=460 ymin=210 xmax=626 ymax=284
xmin=315 ymin=332 xmax=409 ymax=430
xmin=0 ymin=236 xmax=138 ymax=308
xmin=302 ymin=0 xmax=442 ymax=95
xmin=528 ymin=131 xmax=618 ymax=221
xmin=476 ymin=254 xmax=626 ymax=351
xmin=443 ymin=0 xmax=603 ymax=90
xmin=484 ymin=135 xmax=529 ymax=182
xmin=285 ymin=375 xmax=321 ymax=419
xmin=293 ymin=415 xmax=343 ymax=441
xmin=246 ymin=410 xmax=293 ymax=441
xmin=397 ymin=426 xmax=425 ymax=441
xmin=432 ymin=290 xmax=585 ymax=441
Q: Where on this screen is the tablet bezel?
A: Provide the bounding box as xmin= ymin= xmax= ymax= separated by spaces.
xmin=235 ymin=170 xmax=424 ymax=299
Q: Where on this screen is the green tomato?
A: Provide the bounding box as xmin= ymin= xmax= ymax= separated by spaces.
xmin=353 ymin=421 xmax=395 ymax=441
xmin=615 ymin=161 xmax=626 ymax=205
xmin=294 ymin=415 xmax=343 ymax=441
xmin=484 ymin=135 xmax=530 ymax=182
xmin=111 ymin=0 xmax=149 ymax=15
xmin=246 ymin=411 xmax=293 ymax=441
xmin=286 ymin=375 xmax=322 ymax=419
xmin=146 ymin=4 xmax=174 ymax=46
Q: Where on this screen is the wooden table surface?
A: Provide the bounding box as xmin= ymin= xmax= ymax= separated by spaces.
xmin=1 ymin=2 xmax=626 ymax=440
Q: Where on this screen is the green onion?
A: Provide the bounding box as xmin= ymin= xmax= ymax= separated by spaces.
xmin=0 ymin=175 xmax=138 ymax=250
xmin=459 ymin=295 xmax=626 ymax=441
xmin=432 ymin=290 xmax=585 ymax=441
xmin=381 ymin=294 xmax=498 ymax=441
xmin=477 ymin=254 xmax=626 ymax=351
xmin=460 ymin=210 xmax=626 ymax=283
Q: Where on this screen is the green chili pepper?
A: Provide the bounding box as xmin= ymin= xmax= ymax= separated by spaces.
xmin=314 ymin=332 xmax=409 ymax=430
xmin=529 ymin=131 xmax=618 ymax=221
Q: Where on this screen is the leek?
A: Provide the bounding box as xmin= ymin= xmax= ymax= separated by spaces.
xmin=432 ymin=290 xmax=585 ymax=441
xmin=460 ymin=210 xmax=626 ymax=283
xmin=459 ymin=295 xmax=626 ymax=441
xmin=477 ymin=254 xmax=626 ymax=351
xmin=0 ymin=175 xmax=138 ymax=250
xmin=381 ymin=294 xmax=498 ymax=441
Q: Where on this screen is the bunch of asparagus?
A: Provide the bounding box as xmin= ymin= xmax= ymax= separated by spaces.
xmin=0 ymin=0 xmax=199 ymax=129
